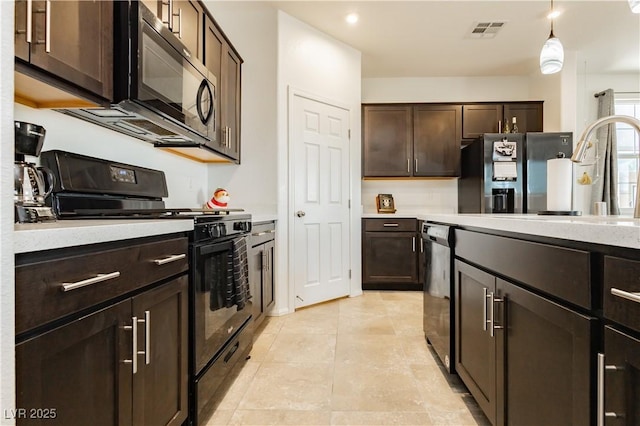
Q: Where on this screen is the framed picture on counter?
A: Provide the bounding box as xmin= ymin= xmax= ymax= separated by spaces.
xmin=376 ymin=194 xmax=396 ymax=213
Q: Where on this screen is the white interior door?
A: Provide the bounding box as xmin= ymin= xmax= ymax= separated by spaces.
xmin=291 ymin=92 xmax=351 ymax=309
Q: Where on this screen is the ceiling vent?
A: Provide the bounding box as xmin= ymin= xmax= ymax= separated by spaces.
xmin=469 ymin=21 xmax=506 ymax=39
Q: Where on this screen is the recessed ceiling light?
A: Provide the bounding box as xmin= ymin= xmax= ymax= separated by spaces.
xmin=345 ymin=13 xmax=359 ymax=25
xmin=547 ymin=10 xmax=561 ymax=19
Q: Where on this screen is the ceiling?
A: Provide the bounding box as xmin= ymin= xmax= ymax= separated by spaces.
xmin=266 ymin=1 xmax=640 ymax=78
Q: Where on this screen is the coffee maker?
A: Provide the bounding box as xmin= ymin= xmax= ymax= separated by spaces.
xmin=14 ymin=121 xmax=56 ymax=223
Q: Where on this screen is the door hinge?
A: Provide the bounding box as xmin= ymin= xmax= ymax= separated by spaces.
xmin=348 ymin=199 xmax=351 ymax=209
xmin=348 ymin=129 xmax=351 ymax=139
xmin=349 ymin=269 xmax=352 ymax=279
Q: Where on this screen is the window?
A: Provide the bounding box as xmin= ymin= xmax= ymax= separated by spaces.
xmin=615 ymin=95 xmax=640 ymax=213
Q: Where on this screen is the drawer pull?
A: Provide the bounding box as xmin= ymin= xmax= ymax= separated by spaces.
xmin=383 ymin=223 xmax=399 ymax=227
xmin=252 ymin=231 xmax=267 ymax=236
xmin=61 ymin=271 xmax=120 ymax=292
xmin=153 ymin=253 xmax=186 ymax=265
xmin=268 ymin=229 xmax=276 ymax=233
xmin=611 ymin=288 xmax=640 ymax=304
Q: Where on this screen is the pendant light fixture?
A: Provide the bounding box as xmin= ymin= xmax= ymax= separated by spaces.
xmin=539 ymin=0 xmax=564 ymax=74
xmin=629 ymin=0 xmax=640 ymax=13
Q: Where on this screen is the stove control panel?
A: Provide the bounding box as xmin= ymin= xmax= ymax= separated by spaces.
xmin=192 ymin=218 xmax=252 ymax=242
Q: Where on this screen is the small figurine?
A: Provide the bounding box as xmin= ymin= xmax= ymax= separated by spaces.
xmin=205 ymin=188 xmax=230 ymax=209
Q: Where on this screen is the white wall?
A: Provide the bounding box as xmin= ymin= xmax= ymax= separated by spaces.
xmin=277 ymin=11 xmax=363 ymax=314
xmin=202 ymin=1 xmax=278 ymax=214
xmin=1 ymin=2 xmax=15 ymax=423
xmin=14 ymin=104 xmax=209 ymax=208
xmin=363 ymin=76 xmax=532 ymax=103
xmin=362 ymin=180 xmax=457 ymax=214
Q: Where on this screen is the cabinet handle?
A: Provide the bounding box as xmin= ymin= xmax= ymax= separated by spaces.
xmin=61 ymin=271 xmax=120 ymax=292
xmin=268 ymin=229 xmax=276 ymax=234
xmin=123 ymin=316 xmax=138 ymax=374
xmin=412 ymin=236 xmax=416 ymax=252
xmin=253 ymin=231 xmax=267 ymax=236
xmin=498 ymin=120 xmax=502 ymax=133
xmin=228 ymin=127 xmax=232 ymax=148
xmin=262 ymin=251 xmax=267 ymax=271
xmin=143 ymin=311 xmax=150 ymax=365
xmin=383 ymin=223 xmax=399 ymax=227
xmin=153 ymin=253 xmax=186 ymax=265
xmin=44 ymin=0 xmax=50 ymax=52
xmin=407 ymin=158 xmax=410 ymax=173
xmin=611 ymin=287 xmax=640 ymax=304
xmin=415 ymin=158 xmax=418 ymax=173
xmin=172 ymin=7 xmax=182 ymax=39
xmin=597 ymin=353 xmax=605 ymax=426
xmin=483 ymin=288 xmax=489 ymax=331
xmin=266 ymin=250 xmax=270 ymax=272
xmin=26 ymin=0 xmax=33 ymax=43
xmin=166 ymin=0 xmax=174 ymax=30
xmin=597 ymin=352 xmax=623 ymax=425
xmin=420 ymin=237 xmax=423 ymax=253
xmin=491 ymin=294 xmax=504 ymax=337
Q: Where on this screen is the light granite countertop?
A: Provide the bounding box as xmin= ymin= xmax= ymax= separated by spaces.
xmin=251 ymin=214 xmax=278 ymax=223
xmin=417 ymin=213 xmax=640 ymax=250
xmin=14 ymin=219 xmax=194 ymax=254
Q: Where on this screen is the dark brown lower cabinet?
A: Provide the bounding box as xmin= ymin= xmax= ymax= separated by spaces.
xmin=362 ymin=218 xmax=420 ymax=290
xmin=249 ymin=222 xmax=276 ymax=328
xmin=16 ymin=276 xmax=188 ymax=426
xmin=601 ymin=326 xmax=640 ymax=425
xmin=455 ymin=260 xmax=595 ymax=425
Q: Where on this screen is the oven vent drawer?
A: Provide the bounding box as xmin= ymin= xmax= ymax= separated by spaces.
xmin=194 ymin=320 xmax=253 ymax=424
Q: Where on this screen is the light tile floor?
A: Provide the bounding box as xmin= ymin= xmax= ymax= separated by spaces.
xmin=205 ymin=291 xmax=490 ymax=426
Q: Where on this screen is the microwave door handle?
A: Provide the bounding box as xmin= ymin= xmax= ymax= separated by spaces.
xmin=196 ymin=79 xmax=213 ymax=125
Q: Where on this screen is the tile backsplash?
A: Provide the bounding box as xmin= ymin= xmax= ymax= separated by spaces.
xmin=361 ymin=179 xmax=458 ymax=214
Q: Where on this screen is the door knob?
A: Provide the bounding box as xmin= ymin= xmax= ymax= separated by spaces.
xmin=296 ymin=211 xmax=306 ymax=217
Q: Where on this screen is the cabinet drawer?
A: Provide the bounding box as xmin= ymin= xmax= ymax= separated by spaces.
xmin=455 ymin=230 xmax=591 ymax=309
xmin=16 ymin=237 xmax=188 ymax=334
xmin=364 ymin=218 xmax=416 ymax=232
xmin=604 ymin=256 xmax=640 ymax=333
xmin=251 ymin=221 xmax=276 ymax=246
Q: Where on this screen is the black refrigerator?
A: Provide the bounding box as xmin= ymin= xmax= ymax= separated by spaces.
xmin=458 ymin=132 xmax=573 ymax=213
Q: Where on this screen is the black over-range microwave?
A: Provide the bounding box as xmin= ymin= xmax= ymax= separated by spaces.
xmin=59 ymin=1 xmax=218 ymax=152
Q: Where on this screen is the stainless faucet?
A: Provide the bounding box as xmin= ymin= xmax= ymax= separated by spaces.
xmin=570 ymin=115 xmax=640 ymax=218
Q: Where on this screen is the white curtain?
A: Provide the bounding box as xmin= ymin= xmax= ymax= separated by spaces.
xmin=591 ymin=89 xmax=620 ymax=215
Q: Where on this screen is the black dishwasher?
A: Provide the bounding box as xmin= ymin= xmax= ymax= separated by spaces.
xmin=422 ymin=223 xmax=455 ymax=373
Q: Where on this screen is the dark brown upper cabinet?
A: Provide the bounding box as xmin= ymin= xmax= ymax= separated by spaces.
xmin=503 ymin=102 xmax=544 ymax=134
xmin=413 ymin=104 xmax=462 ymax=177
xmin=362 ymin=104 xmax=461 ymax=178
xmin=462 ymin=104 xmax=502 ymax=139
xmin=362 ymin=105 xmax=413 ymax=177
xmin=204 ymin=14 xmax=242 ymax=162
xmin=462 ymin=102 xmax=543 ymax=139
xmin=14 ymin=0 xmax=113 ymax=105
xmin=141 ymin=0 xmax=203 ymax=62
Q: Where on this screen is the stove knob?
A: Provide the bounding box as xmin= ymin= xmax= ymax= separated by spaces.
xmin=233 ymin=221 xmax=248 ymax=232
xmin=208 ymin=224 xmax=220 ymax=238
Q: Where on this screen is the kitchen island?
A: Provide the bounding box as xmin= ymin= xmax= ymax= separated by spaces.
xmin=418 ymin=213 xmax=640 ymax=249
xmin=415 ymin=212 xmax=640 ymax=426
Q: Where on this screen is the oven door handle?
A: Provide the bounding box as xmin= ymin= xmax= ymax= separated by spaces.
xmin=197 ymin=244 xmax=226 ymax=257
